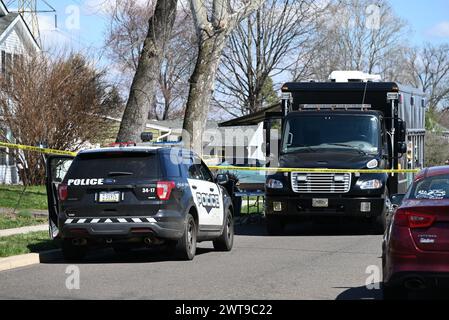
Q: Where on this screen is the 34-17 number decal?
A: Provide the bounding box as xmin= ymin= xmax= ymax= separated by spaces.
xmin=142 ymin=188 xmax=155 ymax=194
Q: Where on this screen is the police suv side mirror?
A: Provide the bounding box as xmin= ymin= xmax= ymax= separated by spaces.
xmin=216 ymin=174 xmax=229 ymax=185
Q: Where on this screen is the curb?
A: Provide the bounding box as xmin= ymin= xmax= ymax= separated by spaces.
xmin=0 ymin=249 xmax=61 ymax=272
xmin=0 ymin=225 xmax=49 ymax=238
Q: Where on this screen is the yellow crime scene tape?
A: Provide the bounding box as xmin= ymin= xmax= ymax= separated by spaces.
xmin=208 ymin=166 xmax=420 ymax=174
xmin=0 ymin=141 xmax=420 ymax=174
xmin=0 ymin=142 xmax=77 ymax=157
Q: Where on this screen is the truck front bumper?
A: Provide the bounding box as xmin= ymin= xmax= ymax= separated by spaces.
xmin=266 ymin=196 xmax=386 ymax=218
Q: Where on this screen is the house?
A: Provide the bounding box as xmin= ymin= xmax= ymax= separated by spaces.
xmin=0 ymin=0 xmax=40 ymax=184
xmin=146 ymin=119 xmax=264 ymax=164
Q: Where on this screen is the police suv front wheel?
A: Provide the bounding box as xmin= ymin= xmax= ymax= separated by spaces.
xmin=176 ymin=213 xmax=197 ymax=261
xmin=213 ymin=209 xmax=234 ymax=252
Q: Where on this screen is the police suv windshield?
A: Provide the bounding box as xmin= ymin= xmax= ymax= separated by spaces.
xmin=66 ymin=152 xmax=160 ymax=180
xmin=282 ymin=114 xmax=380 ymax=155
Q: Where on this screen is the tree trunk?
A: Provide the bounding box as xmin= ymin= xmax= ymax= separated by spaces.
xmin=183 ymin=34 xmax=227 ymax=153
xmin=116 ymin=0 xmax=178 ymax=143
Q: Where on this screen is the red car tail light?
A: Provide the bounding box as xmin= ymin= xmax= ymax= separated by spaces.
xmin=156 ymin=181 xmax=175 ymax=200
xmin=58 ymin=184 xmax=68 ymax=201
xmin=408 ymin=213 xmax=435 ymax=229
xmin=395 ymin=209 xmax=435 ymax=229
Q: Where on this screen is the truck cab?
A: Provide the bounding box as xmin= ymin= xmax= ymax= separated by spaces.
xmin=263 ymin=77 xmax=426 ymax=235
xmin=265 ymin=109 xmax=392 ymax=234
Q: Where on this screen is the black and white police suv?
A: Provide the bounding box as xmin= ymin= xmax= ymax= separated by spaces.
xmin=46 ymin=146 xmax=234 ymax=261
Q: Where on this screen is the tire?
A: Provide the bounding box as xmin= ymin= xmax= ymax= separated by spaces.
xmin=266 ymin=216 xmax=285 ymax=236
xmin=383 ymin=284 xmax=408 ymax=300
xmin=213 ymin=208 xmax=234 ymax=252
xmin=62 ymin=239 xmax=87 ymax=261
xmin=372 ymin=214 xmax=387 ymax=235
xmin=372 ymin=191 xmax=390 ymax=235
xmin=175 ymin=214 xmax=197 ymax=261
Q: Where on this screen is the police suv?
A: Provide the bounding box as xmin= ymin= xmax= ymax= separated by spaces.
xmin=46 ymin=146 xmax=234 ymax=261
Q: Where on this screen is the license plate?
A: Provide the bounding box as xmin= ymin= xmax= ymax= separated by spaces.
xmin=313 ymin=199 xmax=329 ymax=208
xmin=98 ymin=192 xmax=121 ymax=203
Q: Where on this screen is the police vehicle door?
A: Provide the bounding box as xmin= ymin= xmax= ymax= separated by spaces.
xmin=46 ymin=155 xmax=74 ymax=239
xmin=186 ymin=156 xmax=224 ymax=228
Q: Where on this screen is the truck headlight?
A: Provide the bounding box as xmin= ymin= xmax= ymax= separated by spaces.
xmin=367 ymin=159 xmax=379 ymax=169
xmin=267 ymin=179 xmax=284 ymax=189
xmin=360 ymin=179 xmax=383 ymax=190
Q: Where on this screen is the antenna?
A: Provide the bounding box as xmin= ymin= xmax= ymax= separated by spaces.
xmin=6 ymin=0 xmax=57 ymax=48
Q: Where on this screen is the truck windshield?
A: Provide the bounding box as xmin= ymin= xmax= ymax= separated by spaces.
xmin=282 ymin=115 xmax=380 ymax=155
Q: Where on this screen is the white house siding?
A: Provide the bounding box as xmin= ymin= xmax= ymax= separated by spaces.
xmin=0 ymin=26 xmax=23 ymax=184
xmin=0 ymin=27 xmax=26 ymax=53
xmin=0 ymin=164 xmax=19 ymax=184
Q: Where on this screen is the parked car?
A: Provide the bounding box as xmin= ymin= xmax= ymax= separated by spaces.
xmin=383 ymin=166 xmax=449 ymax=299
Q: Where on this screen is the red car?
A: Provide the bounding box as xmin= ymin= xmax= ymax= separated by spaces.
xmin=383 ymin=166 xmax=449 ymax=299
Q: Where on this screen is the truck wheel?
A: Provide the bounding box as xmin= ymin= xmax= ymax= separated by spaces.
xmin=175 ymin=214 xmax=197 ymax=261
xmin=383 ymin=284 xmax=408 ymax=300
xmin=62 ymin=239 xmax=87 ymax=261
xmin=373 ymin=213 xmax=387 ymax=235
xmin=213 ymin=208 xmax=234 ymax=252
xmin=266 ymin=216 xmax=284 ymax=236
xmin=372 ymin=190 xmax=390 ymax=234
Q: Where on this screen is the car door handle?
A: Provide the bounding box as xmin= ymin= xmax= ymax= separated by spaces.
xmin=210 ymin=188 xmax=215 ymax=192
xmin=192 ymin=185 xmax=198 ymax=190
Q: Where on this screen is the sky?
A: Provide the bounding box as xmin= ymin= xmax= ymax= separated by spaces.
xmin=10 ymin=0 xmax=449 ymax=62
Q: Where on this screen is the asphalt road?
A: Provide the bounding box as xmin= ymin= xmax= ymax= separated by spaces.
xmin=0 ymin=222 xmax=385 ymax=300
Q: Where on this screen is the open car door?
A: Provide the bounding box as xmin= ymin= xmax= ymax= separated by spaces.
xmin=46 ymin=155 xmax=74 ymax=239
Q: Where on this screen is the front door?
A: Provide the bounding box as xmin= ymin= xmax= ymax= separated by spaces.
xmin=46 ymin=155 xmax=74 ymax=239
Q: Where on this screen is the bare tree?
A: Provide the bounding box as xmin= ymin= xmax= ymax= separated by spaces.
xmin=156 ymin=14 xmax=197 ymax=120
xmin=409 ymin=43 xmax=449 ymax=112
xmin=116 ymin=0 xmax=178 ymax=143
xmin=0 ymin=53 xmax=120 ymax=185
xmin=298 ymin=0 xmax=409 ymax=81
xmin=105 ymin=0 xmax=154 ymax=78
xmin=214 ymin=0 xmax=326 ymax=116
xmin=105 ymin=0 xmax=195 ymax=122
xmin=183 ymin=0 xmax=265 ymax=152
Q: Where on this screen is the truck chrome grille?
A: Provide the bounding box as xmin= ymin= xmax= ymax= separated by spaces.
xmin=291 ymin=172 xmax=352 ymax=194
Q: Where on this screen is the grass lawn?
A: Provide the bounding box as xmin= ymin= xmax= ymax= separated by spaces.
xmin=240 ymin=205 xmax=264 ymax=215
xmin=0 ymin=231 xmax=59 ymax=258
xmin=0 ymin=185 xmax=48 ymax=211
xmin=0 ymin=213 xmax=47 ymax=230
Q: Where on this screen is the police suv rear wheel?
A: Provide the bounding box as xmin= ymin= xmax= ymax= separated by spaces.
xmin=62 ymin=239 xmax=87 ymax=261
xmin=176 ymin=214 xmax=197 ymax=261
xmin=213 ymin=208 xmax=234 ymax=252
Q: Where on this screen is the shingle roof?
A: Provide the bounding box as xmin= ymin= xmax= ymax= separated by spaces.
xmin=0 ymin=12 xmax=18 ymax=36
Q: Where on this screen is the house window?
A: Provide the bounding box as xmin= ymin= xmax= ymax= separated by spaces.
xmin=8 ymin=149 xmax=15 ymax=166
xmin=5 ymin=52 xmax=12 ymax=83
xmin=1 ymin=51 xmax=5 ymax=75
xmin=0 ymin=148 xmax=6 ymax=166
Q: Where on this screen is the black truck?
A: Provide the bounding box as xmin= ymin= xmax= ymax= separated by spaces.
xmin=221 ymin=76 xmax=426 ymax=235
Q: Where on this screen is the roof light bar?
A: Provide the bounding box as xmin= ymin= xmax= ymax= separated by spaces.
xmin=300 ymin=104 xmax=372 ymax=110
